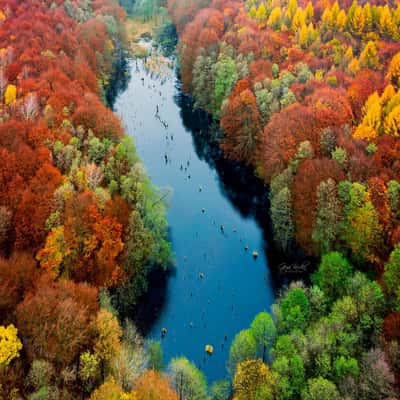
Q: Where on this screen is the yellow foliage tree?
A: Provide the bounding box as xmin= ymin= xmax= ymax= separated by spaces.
xmin=121 ymin=393 xmax=138 ymax=400
xmin=363 ymin=92 xmax=382 ymax=130
xmin=233 ymin=359 xmax=275 ymax=400
xmin=286 ymin=0 xmax=298 ymax=22
xmin=394 ymin=3 xmax=400 ymax=25
xmin=384 ymin=105 xmax=400 ymax=136
xmin=256 ymin=3 xmax=267 ymax=21
xmin=321 ymin=8 xmax=333 ymax=28
xmin=292 ymin=8 xmax=305 ymax=32
xmin=249 ymin=5 xmax=257 ymax=18
xmin=353 ymin=92 xmax=382 ymax=140
xmin=344 ymin=46 xmax=353 ymax=65
xmin=268 ymin=7 xmax=281 ymax=30
xmin=0 ymin=324 xmax=22 ymax=367
xmin=305 ymin=2 xmax=313 ymax=22
xmin=89 ymin=377 xmax=125 ymax=400
xmin=379 ymin=5 xmax=397 ymax=39
xmin=331 ymin=1 xmax=340 ymax=21
xmin=363 ymin=3 xmax=372 ymax=31
xmin=36 ymin=226 xmax=67 ymax=278
xmin=299 ymin=23 xmax=309 ymax=48
xmin=353 ymin=124 xmax=378 ymax=141
xmin=359 ymin=41 xmax=379 ymax=69
xmin=354 ymin=83 xmax=400 ymax=140
xmin=381 ymin=84 xmax=396 ymax=104
xmin=4 ymin=84 xmax=16 ymax=106
xmin=387 ymin=52 xmax=400 ymax=88
xmin=348 ymin=5 xmax=365 ymax=36
xmin=307 ymin=22 xmax=317 ymax=44
xmin=94 ymin=309 xmax=122 ymax=364
xmin=348 ymin=57 xmax=360 ymax=75
xmin=336 ymin=9 xmax=347 ymax=31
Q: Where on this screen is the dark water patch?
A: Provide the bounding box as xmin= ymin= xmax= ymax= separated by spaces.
xmin=106 ymin=41 xmax=131 ymax=109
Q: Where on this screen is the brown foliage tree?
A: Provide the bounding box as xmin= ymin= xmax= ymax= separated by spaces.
xmin=16 ymin=276 xmax=98 ymax=369
xmin=221 ymin=80 xmax=261 ymax=163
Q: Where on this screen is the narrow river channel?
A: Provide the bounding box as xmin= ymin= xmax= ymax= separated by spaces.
xmin=114 ymin=46 xmax=276 ymax=383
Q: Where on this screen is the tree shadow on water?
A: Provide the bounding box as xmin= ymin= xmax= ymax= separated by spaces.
xmin=174 ymin=87 xmax=315 ymax=284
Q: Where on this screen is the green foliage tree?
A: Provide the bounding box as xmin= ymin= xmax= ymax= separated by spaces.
xmin=272 ymin=353 xmax=306 ymax=400
xmin=312 ymin=252 xmax=353 ymax=300
xmin=228 ymin=329 xmax=257 ymax=375
xmin=312 ymin=179 xmax=342 ymax=255
xmin=382 ymin=245 xmax=400 ymax=308
xmin=279 ymin=288 xmax=311 ymax=332
xmin=25 ymin=360 xmax=55 ymax=394
xmin=193 ymin=53 xmax=216 ymax=112
xmin=168 ymin=357 xmax=208 ymax=400
xmin=131 ymin=0 xmax=162 ymax=21
xmin=112 ymin=210 xmax=155 ymax=318
xmin=79 ymin=352 xmax=100 ymax=393
xmin=147 ymin=340 xmax=164 ymax=371
xmin=250 ymin=312 xmax=277 ymax=362
xmin=333 ymin=356 xmax=359 ymax=381
xmin=301 ymin=377 xmax=340 ymax=400
xmin=339 ymin=182 xmax=383 ymax=263
xmin=88 ymin=137 xmax=108 ymax=164
xmin=270 ymin=187 xmax=294 ymax=253
xmin=212 ymin=56 xmax=238 ymax=117
xmin=387 ymin=180 xmax=400 ymax=216
xmin=210 ymin=380 xmax=230 ymax=400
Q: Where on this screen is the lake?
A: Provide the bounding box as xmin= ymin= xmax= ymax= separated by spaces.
xmin=114 ymin=47 xmax=278 ymax=384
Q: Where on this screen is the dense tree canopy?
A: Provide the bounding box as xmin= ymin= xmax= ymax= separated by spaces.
xmin=2 ymin=0 xmax=400 ymax=398
xmin=0 ymin=1 xmax=173 ymax=398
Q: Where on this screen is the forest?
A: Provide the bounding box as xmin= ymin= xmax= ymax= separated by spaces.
xmin=0 ymin=0 xmax=400 ymax=399
xmin=166 ymin=0 xmax=400 ymax=398
xmin=0 ymin=0 xmax=175 ymax=398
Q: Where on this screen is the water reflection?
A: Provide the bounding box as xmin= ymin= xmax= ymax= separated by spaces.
xmin=106 ymin=43 xmax=131 ymax=109
xmin=177 ymin=91 xmax=269 ymax=221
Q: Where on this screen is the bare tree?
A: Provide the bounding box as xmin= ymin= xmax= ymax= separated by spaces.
xmin=20 ymin=93 xmax=39 ymax=120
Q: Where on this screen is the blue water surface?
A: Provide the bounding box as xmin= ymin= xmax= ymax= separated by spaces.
xmin=115 ymin=54 xmax=276 ymax=383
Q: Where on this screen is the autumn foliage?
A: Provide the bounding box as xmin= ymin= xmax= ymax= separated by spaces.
xmin=173 ymin=0 xmax=400 ymax=389
xmin=171 ymin=0 xmax=400 ymax=268
xmin=0 ymin=1 xmax=173 ymax=398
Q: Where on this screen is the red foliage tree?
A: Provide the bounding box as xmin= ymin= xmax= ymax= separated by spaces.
xmin=179 ymin=8 xmax=224 ymax=91
xmin=60 ymin=192 xmax=125 ymax=287
xmin=373 ymin=136 xmax=400 ymax=181
xmin=368 ymin=177 xmax=391 ymax=231
xmin=14 ymin=162 xmax=62 ymax=251
xmin=259 ymin=104 xmax=321 ymax=182
xmin=221 ymin=80 xmax=261 ymax=163
xmin=348 ymin=69 xmax=384 ymax=121
xmin=0 ymin=252 xmax=39 ymax=323
xmin=292 ymin=158 xmax=345 ymax=252
xmin=383 ymin=312 xmax=400 ymax=342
